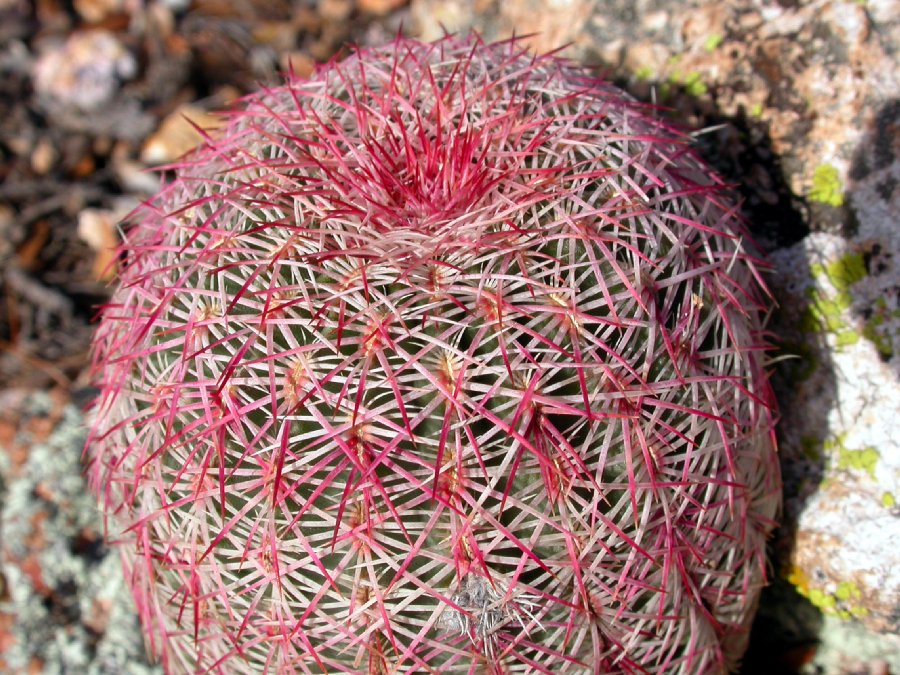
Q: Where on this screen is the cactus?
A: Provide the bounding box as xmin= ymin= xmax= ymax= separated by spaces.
xmin=86 ymin=34 xmax=781 ymax=674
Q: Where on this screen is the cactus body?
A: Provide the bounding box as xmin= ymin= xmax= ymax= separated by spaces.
xmin=87 ymin=35 xmax=780 ymax=674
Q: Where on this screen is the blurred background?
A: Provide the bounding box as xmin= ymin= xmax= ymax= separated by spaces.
xmin=0 ymin=1 xmax=898 ymax=673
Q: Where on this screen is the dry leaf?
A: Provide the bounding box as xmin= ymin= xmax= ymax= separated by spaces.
xmin=141 ymin=104 xmax=223 ymax=165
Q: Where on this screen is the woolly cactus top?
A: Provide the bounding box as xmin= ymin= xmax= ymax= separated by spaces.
xmin=88 ymin=34 xmax=780 ymax=674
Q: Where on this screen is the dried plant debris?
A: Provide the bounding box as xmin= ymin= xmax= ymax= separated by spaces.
xmin=0 ymin=1 xmax=405 ymax=391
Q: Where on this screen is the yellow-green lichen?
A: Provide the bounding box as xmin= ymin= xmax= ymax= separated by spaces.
xmin=882 ymin=492 xmax=896 ymax=508
xmin=789 ymin=569 xmax=871 ymax=621
xmin=863 ymin=318 xmax=893 ymax=357
xmin=808 ymin=164 xmax=844 ymax=207
xmin=836 ymin=605 xmax=871 ymax=620
xmin=834 ymin=581 xmax=862 ymax=602
xmin=862 ymin=298 xmax=895 ymax=358
xmin=704 ymin=34 xmax=723 ymax=52
xmin=825 ymin=253 xmax=866 ymax=291
xmin=805 ymin=288 xmax=845 ymax=314
xmin=801 ymin=253 xmax=867 ymax=349
xmin=666 ymin=70 xmax=708 ymax=97
xmin=801 ymin=288 xmax=859 ymax=346
xmin=808 ymin=588 xmax=837 ymax=611
xmin=800 ymin=435 xmax=823 ymax=461
xmin=750 ymin=103 xmax=764 ymax=118
xmin=634 ymin=65 xmax=655 ymax=82
xmin=834 ymin=329 xmax=861 ymax=347
xmin=826 ymin=434 xmax=880 ymax=479
xmin=683 ymin=72 xmax=708 ymax=97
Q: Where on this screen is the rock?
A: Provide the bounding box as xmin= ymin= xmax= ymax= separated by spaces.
xmin=32 ymin=30 xmax=137 ymax=113
xmin=411 ymin=0 xmax=595 ymax=55
xmin=113 ymin=156 xmax=162 ymax=195
xmin=764 ymin=96 xmax=900 ymax=671
xmin=0 ymin=393 xmax=160 ymax=674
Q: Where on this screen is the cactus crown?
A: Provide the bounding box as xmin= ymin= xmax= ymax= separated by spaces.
xmin=88 ymin=34 xmax=779 ymax=674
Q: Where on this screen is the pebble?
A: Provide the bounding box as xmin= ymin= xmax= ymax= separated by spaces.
xmin=319 ymin=0 xmax=353 ymax=22
xmin=29 ymin=138 xmax=56 ymax=175
xmin=358 ymin=0 xmax=407 ymax=15
xmin=33 ymin=30 xmax=136 ymax=112
xmin=281 ymin=51 xmax=317 ymax=78
xmin=72 ymin=0 xmax=126 ymax=23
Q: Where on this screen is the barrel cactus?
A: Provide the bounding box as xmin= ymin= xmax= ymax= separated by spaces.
xmin=86 ymin=34 xmax=780 ymax=674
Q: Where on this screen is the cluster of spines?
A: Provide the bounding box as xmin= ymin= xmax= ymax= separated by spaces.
xmin=86 ymin=34 xmax=779 ymax=674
